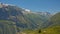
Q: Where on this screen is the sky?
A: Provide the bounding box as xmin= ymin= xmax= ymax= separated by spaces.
xmin=0 ymin=0 xmax=60 ymax=13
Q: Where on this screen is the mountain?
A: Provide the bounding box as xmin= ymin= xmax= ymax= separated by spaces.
xmin=41 ymin=12 xmax=60 ymax=34
xmin=0 ymin=3 xmax=51 ymax=34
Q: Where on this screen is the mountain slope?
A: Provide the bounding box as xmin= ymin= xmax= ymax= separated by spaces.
xmin=0 ymin=3 xmax=51 ymax=34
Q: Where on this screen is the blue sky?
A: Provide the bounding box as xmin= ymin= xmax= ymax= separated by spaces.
xmin=0 ymin=0 xmax=60 ymax=13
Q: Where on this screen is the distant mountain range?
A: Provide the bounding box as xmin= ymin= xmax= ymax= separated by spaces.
xmin=0 ymin=3 xmax=60 ymax=34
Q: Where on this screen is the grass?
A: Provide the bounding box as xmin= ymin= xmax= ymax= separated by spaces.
xmin=17 ymin=25 xmax=60 ymax=34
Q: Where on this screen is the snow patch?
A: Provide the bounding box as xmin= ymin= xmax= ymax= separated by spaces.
xmin=25 ymin=9 xmax=31 ymax=12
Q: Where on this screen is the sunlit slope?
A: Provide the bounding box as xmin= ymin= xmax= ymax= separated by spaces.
xmin=41 ymin=12 xmax=60 ymax=34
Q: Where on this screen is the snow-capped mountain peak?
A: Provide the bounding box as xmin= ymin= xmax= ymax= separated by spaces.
xmin=0 ymin=3 xmax=15 ymax=7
